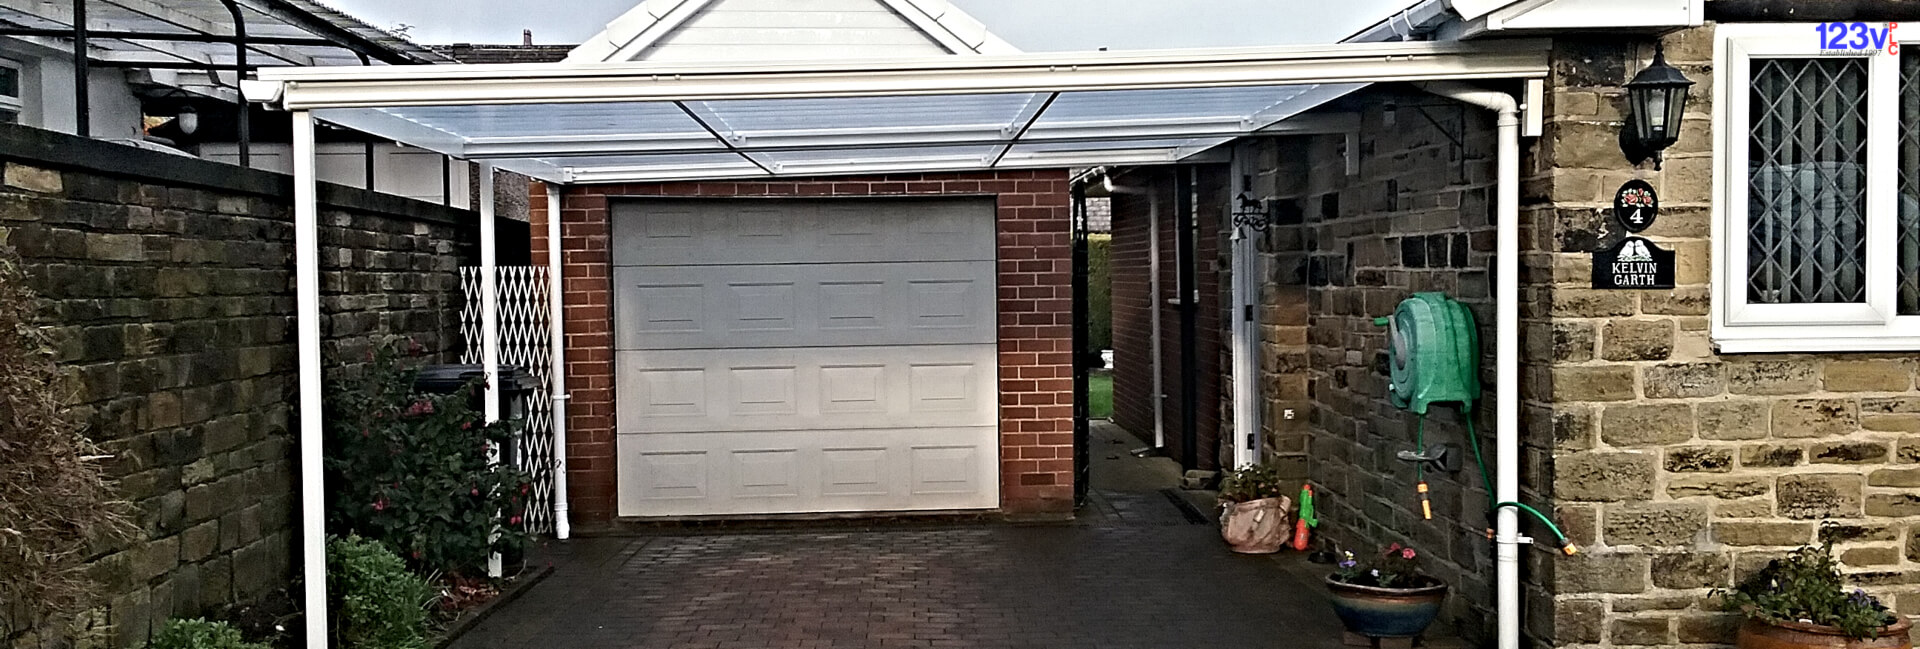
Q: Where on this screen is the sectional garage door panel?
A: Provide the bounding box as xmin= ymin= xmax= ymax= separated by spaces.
xmin=611 ymin=197 xmax=1000 ymax=517
xmin=615 ymin=427 xmax=998 ymax=516
xmin=613 ymin=199 xmax=996 ymax=267
xmin=615 ymin=345 xmax=999 ymax=434
xmin=612 ymin=261 xmax=997 ymax=351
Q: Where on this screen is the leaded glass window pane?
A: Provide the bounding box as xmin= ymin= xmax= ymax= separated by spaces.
xmin=1900 ymin=51 xmax=1920 ymax=315
xmin=1747 ymin=57 xmax=1870 ymax=305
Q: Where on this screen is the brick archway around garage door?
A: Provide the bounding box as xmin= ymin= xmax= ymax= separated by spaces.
xmin=531 ymin=171 xmax=1077 ymax=524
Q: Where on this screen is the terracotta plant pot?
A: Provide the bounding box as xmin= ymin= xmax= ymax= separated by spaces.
xmin=1736 ymin=616 xmax=1913 ymax=649
xmin=1325 ymin=576 xmax=1448 ymax=639
xmin=1218 ymin=496 xmax=1290 ymax=554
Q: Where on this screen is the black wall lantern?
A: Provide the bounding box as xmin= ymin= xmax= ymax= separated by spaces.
xmin=1621 ymin=43 xmax=1694 ymax=170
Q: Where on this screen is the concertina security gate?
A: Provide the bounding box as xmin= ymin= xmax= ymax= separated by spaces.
xmin=459 ymin=266 xmax=558 ymax=535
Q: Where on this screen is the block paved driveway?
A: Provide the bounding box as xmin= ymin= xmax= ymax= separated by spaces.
xmin=448 ymin=425 xmax=1365 ymax=649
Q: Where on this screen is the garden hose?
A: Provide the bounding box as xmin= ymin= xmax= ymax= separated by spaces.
xmin=1464 ymin=418 xmax=1579 ymax=556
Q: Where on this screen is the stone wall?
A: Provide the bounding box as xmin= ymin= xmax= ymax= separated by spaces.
xmin=1522 ymin=25 xmax=1920 ymax=649
xmin=0 ymin=124 xmax=476 ymax=649
xmin=1240 ymin=87 xmax=1514 ymax=645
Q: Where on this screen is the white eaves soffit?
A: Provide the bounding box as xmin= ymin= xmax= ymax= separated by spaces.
xmin=248 ymin=40 xmax=1550 ymax=183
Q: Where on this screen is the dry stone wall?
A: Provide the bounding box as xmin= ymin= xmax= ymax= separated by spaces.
xmin=0 ymin=124 xmax=474 ymax=649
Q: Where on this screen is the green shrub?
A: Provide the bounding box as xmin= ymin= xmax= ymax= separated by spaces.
xmin=1087 ymin=234 xmax=1112 ymax=354
xmin=1216 ymin=463 xmax=1291 ymax=503
xmin=149 ymin=618 xmax=271 ymax=649
xmin=328 ymin=536 xmax=437 ymax=649
xmin=1718 ymin=540 xmax=1897 ymax=639
xmin=324 ymin=345 xmax=530 ymax=575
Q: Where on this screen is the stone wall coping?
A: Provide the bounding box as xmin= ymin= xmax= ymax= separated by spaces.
xmin=0 ymin=124 xmax=475 ymax=228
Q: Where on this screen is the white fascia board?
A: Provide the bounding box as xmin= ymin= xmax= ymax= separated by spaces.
xmin=255 ymin=39 xmax=1550 ymax=110
xmin=1470 ymin=0 xmax=1702 ymax=34
xmin=876 ymin=0 xmax=1019 ymax=55
xmin=565 ymin=0 xmax=711 ymax=63
xmin=1447 ymin=0 xmax=1520 ymax=21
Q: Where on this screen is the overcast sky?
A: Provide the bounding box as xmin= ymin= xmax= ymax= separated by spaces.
xmin=318 ymin=0 xmax=1404 ymax=51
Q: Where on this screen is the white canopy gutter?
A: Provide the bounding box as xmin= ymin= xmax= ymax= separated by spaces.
xmin=245 ymin=39 xmax=1547 ymax=109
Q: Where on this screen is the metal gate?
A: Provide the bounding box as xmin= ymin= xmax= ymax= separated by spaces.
xmin=459 ymin=266 xmax=557 ymax=535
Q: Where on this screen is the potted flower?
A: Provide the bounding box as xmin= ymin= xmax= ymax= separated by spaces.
xmin=1717 ymin=541 xmax=1911 ymax=649
xmin=1326 ymin=543 xmax=1449 ymax=641
xmin=1215 ymin=464 xmax=1292 ymax=554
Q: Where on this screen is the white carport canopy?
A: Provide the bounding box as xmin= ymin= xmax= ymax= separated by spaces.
xmin=248 ymin=38 xmax=1550 ymax=649
xmin=246 ymin=39 xmax=1547 ymax=183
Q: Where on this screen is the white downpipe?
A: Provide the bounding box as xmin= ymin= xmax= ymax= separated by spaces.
xmin=1416 ymin=81 xmax=1521 ymax=649
xmin=543 ymin=184 xmax=572 ymax=540
xmin=478 ymin=164 xmax=502 ymax=578
xmin=1228 ymin=151 xmax=1260 ymax=469
xmin=291 ymin=110 xmax=328 ymax=649
xmin=1148 ymin=186 xmax=1165 ymax=449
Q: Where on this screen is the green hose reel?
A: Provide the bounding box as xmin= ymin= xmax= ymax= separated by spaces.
xmin=1373 ymin=293 xmax=1576 ymax=554
xmin=1375 ymin=292 xmax=1481 ymax=414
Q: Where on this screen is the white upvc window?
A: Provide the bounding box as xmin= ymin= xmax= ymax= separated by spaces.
xmin=0 ymin=59 xmax=20 ymax=124
xmin=1712 ymin=23 xmax=1920 ymax=352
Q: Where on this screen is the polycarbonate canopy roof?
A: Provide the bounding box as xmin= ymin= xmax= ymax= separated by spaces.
xmin=0 ymin=0 xmax=440 ymax=65
xmin=247 ymin=39 xmax=1551 ymax=184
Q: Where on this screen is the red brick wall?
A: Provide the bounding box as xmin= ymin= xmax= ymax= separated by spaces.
xmin=1109 ymin=175 xmax=1157 ymax=444
xmin=1103 ymin=167 xmax=1225 ymax=470
xmin=530 ymin=171 xmax=1075 ymax=523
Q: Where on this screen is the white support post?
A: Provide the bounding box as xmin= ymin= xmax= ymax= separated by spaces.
xmin=543 ymin=183 xmax=572 ymax=540
xmin=291 ymin=110 xmax=328 ymax=649
xmin=1148 ymin=186 xmax=1165 ymax=450
xmin=478 ymin=163 xmax=502 ymax=577
xmin=1227 ymin=149 xmax=1261 ymax=469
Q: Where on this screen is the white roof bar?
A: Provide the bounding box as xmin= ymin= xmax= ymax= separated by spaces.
xmin=252 ymin=39 xmax=1548 ymax=110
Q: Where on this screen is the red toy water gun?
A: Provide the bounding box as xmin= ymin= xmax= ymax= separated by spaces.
xmin=1291 ymin=484 xmax=1317 ymax=551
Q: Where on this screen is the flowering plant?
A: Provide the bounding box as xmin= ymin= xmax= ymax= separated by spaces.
xmin=1216 ymin=463 xmax=1291 ymax=503
xmin=324 ymin=343 xmax=531 ymax=576
xmin=1716 ymin=540 xmax=1896 ymax=639
xmin=1331 ymin=543 xmax=1440 ymax=589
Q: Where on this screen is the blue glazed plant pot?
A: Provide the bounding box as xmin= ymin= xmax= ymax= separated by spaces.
xmin=1325 ymin=576 xmax=1448 ymax=639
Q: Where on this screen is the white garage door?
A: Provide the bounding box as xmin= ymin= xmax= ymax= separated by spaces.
xmin=612 ymin=198 xmax=1001 ymax=517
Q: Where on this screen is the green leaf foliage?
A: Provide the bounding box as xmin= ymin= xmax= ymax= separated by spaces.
xmin=1331 ymin=543 xmax=1441 ymax=589
xmin=1717 ymin=540 xmax=1895 ymax=640
xmin=327 ymin=535 xmax=437 ymax=649
xmin=1216 ymin=463 xmax=1294 ymax=503
xmin=148 ymin=619 xmax=271 ymax=649
xmin=323 ymin=345 xmax=531 ymax=575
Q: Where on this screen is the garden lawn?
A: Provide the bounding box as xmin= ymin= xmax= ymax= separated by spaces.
xmin=1090 ymin=371 xmax=1112 ymax=420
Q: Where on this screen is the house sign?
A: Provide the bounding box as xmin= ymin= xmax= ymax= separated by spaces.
xmin=1592 ymin=236 xmax=1675 ymax=290
xmin=1612 ymin=179 xmax=1657 ymax=233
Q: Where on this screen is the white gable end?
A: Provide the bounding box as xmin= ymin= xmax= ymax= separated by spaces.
xmin=567 ymin=0 xmax=1020 ymax=63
